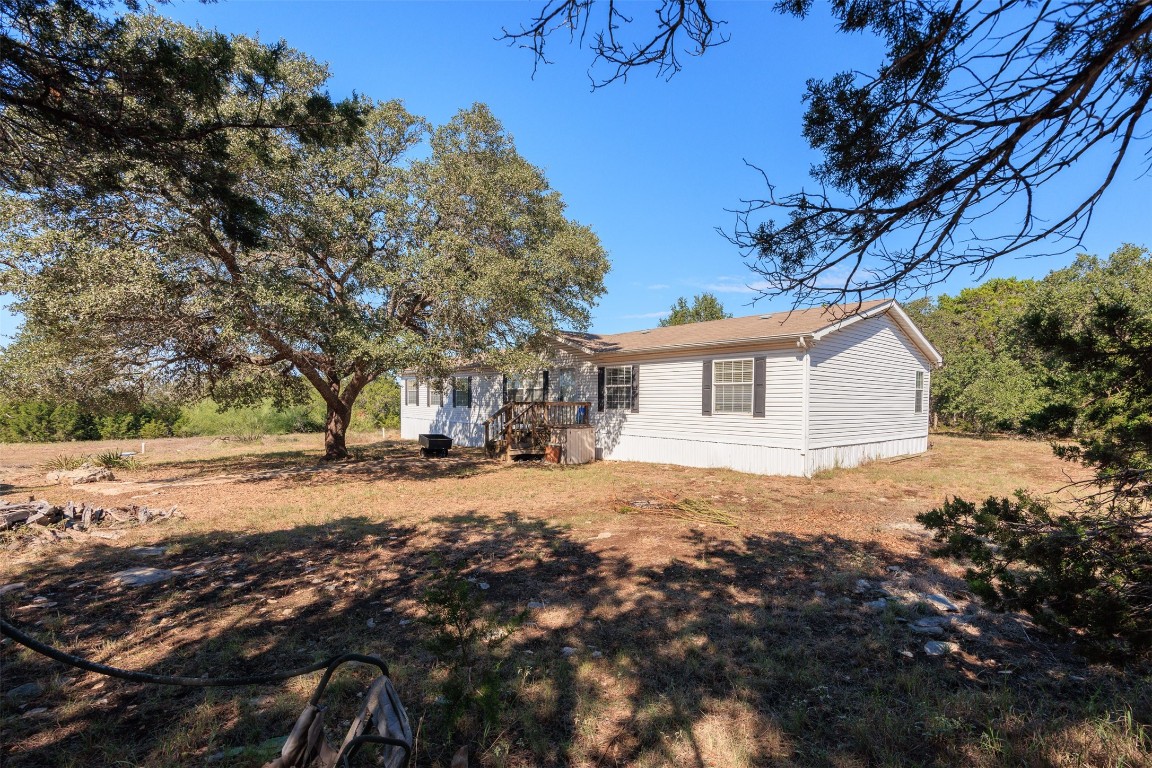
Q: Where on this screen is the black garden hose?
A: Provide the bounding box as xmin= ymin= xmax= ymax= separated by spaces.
xmin=1 ymin=614 xmax=387 ymax=688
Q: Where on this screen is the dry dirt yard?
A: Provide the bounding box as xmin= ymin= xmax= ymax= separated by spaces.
xmin=1 ymin=434 xmax=1149 ymax=768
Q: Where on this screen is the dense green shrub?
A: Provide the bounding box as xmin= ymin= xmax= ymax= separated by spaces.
xmin=918 ymin=489 xmax=1151 ymax=659
xmin=920 ymin=246 xmax=1152 ymax=661
xmin=350 ymin=378 xmax=401 ymax=431
xmin=173 ymin=399 xmax=325 ymax=438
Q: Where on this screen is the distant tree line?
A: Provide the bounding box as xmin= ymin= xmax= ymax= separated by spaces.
xmin=905 ymin=246 xmax=1150 ymax=437
xmin=0 ymin=379 xmax=401 ymax=443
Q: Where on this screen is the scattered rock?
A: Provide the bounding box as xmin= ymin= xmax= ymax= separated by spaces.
xmin=596 ymin=531 xmax=613 ymax=539
xmin=20 ymin=707 xmax=48 ymax=718
xmin=478 ymin=582 xmax=490 ymax=590
xmin=922 ymin=594 xmax=961 ymax=613
xmin=0 ymin=583 xmax=26 ymax=596
xmin=5 ymin=682 xmax=43 ymax=700
xmin=527 ymin=600 xmax=545 ymax=609
xmin=366 ymin=618 xmax=376 ymax=628
xmin=864 ymin=599 xmax=889 ymax=610
xmin=910 ymin=624 xmax=945 ymax=637
xmin=46 ymin=466 xmax=114 ymax=485
xmin=591 ymin=650 xmax=603 ymax=659
xmin=131 ymin=546 xmax=166 ymax=557
xmin=561 ymin=646 xmax=577 ymax=657
xmin=110 ymin=567 xmax=178 ymax=587
xmin=913 ymin=616 xmax=949 ymax=628
xmin=853 ymin=579 xmax=872 ymax=594
xmin=398 ymin=619 xmax=411 ymax=626
xmin=924 ymin=641 xmax=960 ymax=656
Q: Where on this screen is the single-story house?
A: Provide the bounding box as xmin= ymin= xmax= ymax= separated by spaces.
xmin=400 ymin=299 xmax=942 ymax=476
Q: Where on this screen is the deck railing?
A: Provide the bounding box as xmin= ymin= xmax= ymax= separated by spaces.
xmin=483 ymin=401 xmax=592 ymax=456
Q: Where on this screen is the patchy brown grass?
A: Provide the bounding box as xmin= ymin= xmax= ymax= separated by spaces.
xmin=1 ymin=434 xmax=1148 ymax=768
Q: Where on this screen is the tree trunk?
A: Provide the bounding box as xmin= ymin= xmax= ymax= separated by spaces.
xmin=324 ymin=401 xmax=352 ymax=461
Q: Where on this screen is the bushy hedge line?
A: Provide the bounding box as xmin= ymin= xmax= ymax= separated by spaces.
xmin=0 ymin=379 xmax=401 ymax=443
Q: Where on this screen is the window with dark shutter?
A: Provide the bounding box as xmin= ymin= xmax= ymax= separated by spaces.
xmin=603 ymin=366 xmax=633 ymax=410
xmin=713 ymin=359 xmax=754 ymax=414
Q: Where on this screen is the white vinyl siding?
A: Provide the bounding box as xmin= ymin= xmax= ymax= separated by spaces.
xmin=713 ymin=359 xmax=754 ymax=414
xmin=594 ymin=349 xmax=804 ymax=448
xmin=400 ymin=373 xmax=504 ymax=446
xmin=806 ymin=314 xmax=932 ymax=450
xmin=604 ymin=366 xmax=633 ymax=410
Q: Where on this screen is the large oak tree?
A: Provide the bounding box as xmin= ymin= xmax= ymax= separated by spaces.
xmin=1 ymin=39 xmax=608 ymax=458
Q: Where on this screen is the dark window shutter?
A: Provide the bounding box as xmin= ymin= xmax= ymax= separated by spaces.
xmin=630 ymin=364 xmax=639 ymax=413
xmin=542 ymin=370 xmax=550 ymax=402
xmin=466 ymin=376 xmax=472 ymax=408
xmin=702 ymin=360 xmax=712 ymax=415
xmin=437 ymin=383 xmax=443 ymax=407
xmin=451 ymin=378 xmax=457 ymax=408
xmin=502 ymin=374 xmax=509 ymax=405
xmin=753 ymin=356 xmax=766 ymax=418
xmin=597 ymin=367 xmax=606 ymax=411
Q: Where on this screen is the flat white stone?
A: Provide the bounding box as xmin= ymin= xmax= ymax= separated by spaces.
xmin=110 ymin=567 xmax=178 ymax=587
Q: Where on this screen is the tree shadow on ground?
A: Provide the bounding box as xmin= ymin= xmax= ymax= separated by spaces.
xmin=121 ymin=442 xmax=499 ymax=488
xmin=2 ymin=511 xmax=1149 ymax=767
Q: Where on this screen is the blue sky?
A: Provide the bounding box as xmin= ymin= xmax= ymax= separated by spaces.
xmin=2 ymin=1 xmax=1149 ymax=339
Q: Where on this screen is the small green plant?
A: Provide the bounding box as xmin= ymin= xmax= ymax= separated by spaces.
xmin=420 ymin=561 xmax=524 ymax=739
xmin=40 ymin=454 xmax=87 ymax=471
xmin=92 ymin=450 xmax=142 ymax=470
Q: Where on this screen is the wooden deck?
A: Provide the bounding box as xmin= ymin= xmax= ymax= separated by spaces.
xmin=483 ymin=401 xmax=592 ymax=461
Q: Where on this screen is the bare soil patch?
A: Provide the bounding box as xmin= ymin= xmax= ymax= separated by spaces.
xmin=1 ymin=435 xmax=1148 ymax=767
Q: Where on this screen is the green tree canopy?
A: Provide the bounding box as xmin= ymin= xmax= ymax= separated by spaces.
xmin=905 ymin=278 xmax=1050 ymax=433
xmin=0 ymin=44 xmax=609 ymax=459
xmin=658 ymin=292 xmax=731 ymax=326
xmin=1023 ymin=244 xmax=1152 ymax=472
xmin=0 ymin=2 xmax=362 ymax=244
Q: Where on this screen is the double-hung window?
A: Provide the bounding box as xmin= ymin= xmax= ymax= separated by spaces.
xmin=713 ymin=359 xmax=754 ymax=414
xmin=504 ymin=372 xmax=544 ymax=403
xmin=604 ymin=366 xmax=633 ymax=410
xmin=452 ymin=377 xmax=472 ymax=408
xmin=405 ymin=379 xmax=420 ymax=406
xmin=915 ymin=371 xmax=925 ymax=414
